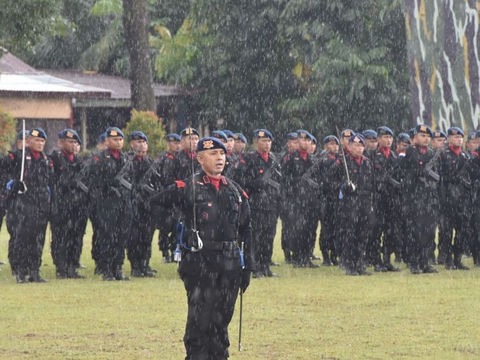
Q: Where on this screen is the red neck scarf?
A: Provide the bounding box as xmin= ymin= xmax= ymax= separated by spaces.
xmin=62 ymin=150 xmax=74 ymax=163
xmin=379 ymin=146 xmax=391 ymax=159
xmin=349 ymin=154 xmax=362 ymax=165
xmin=185 ymin=149 xmax=196 ymax=160
xmin=227 ymin=150 xmax=233 ymax=156
xmin=328 ymin=153 xmax=336 ymax=160
xmin=208 ymin=176 xmax=221 ymax=191
xmin=417 ymin=146 xmax=427 ymax=155
xmin=449 ymin=145 xmax=461 ymax=156
xmin=109 ymin=149 xmax=121 ymax=159
xmin=30 ymin=149 xmax=41 ymax=160
xmin=136 ymin=155 xmax=143 ymax=163
xmin=258 ymin=151 xmax=269 ymax=162
xmin=299 ymin=149 xmax=308 ymax=162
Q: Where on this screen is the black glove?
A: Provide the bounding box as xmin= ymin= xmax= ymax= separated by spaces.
xmin=241 ymin=270 xmax=251 ymax=294
xmin=343 ymin=181 xmax=356 ymax=194
xmin=12 ymin=181 xmax=26 ymax=193
xmin=254 ymin=179 xmax=266 ymax=190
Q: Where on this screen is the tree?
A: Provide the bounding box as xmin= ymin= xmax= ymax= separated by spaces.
xmin=0 ymin=106 xmax=17 ymax=154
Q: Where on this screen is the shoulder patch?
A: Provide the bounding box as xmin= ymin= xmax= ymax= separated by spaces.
xmin=240 ymin=159 xmax=246 ymax=164
xmin=9 ymin=153 xmax=14 ymax=160
xmin=93 ymin=156 xmax=100 ymax=163
xmin=242 ymin=189 xmax=249 ymax=199
xmin=175 ymin=180 xmax=186 ymax=188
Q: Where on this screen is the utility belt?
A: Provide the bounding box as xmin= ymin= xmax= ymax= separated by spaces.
xmin=201 ymin=241 xmax=238 ymax=251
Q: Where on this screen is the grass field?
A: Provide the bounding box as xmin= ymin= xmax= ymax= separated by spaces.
xmin=1 ymin=221 xmax=480 ymax=360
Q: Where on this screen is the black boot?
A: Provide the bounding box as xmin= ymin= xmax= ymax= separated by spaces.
xmin=29 ymin=269 xmax=47 ymax=283
xmin=284 ymin=250 xmax=292 ymax=264
xmin=140 ymin=260 xmax=155 ymax=277
xmin=114 ymin=265 xmax=130 ymax=281
xmin=454 ymin=253 xmax=470 ymax=270
xmin=384 ymin=263 xmax=401 ymax=272
xmin=56 ymin=268 xmax=68 ymax=279
xmin=102 ymin=264 xmax=115 ymax=281
xmin=16 ymin=268 xmax=28 ymax=284
xmin=67 ymin=266 xmax=85 ymax=279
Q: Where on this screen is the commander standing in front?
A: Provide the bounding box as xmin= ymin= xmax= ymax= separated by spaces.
xmin=151 ymin=136 xmax=255 ymax=360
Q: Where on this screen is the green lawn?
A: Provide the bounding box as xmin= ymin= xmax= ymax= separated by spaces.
xmin=1 ymin=221 xmax=480 ymax=360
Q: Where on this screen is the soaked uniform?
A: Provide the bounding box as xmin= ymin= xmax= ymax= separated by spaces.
xmin=400 ymin=144 xmax=440 ymax=273
xmin=329 ymin=154 xmax=375 ymax=275
xmin=127 ymin=154 xmax=156 ymax=275
xmin=86 ymin=148 xmax=133 ymax=279
xmin=49 ymin=150 xmax=89 ymax=278
xmin=235 ymin=150 xmax=281 ymax=277
xmin=438 ymin=145 xmax=472 ymax=269
xmin=151 ymin=171 xmax=255 ymax=360
xmin=1 ymin=147 xmax=52 ymax=281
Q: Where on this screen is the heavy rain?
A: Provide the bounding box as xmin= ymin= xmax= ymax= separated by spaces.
xmin=1 ymin=0 xmax=480 ymax=359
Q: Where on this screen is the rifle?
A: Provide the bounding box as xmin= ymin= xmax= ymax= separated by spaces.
xmin=335 ymin=125 xmax=354 ymax=190
xmin=18 ymin=119 xmax=27 ymax=194
xmin=76 ymin=165 xmax=89 ymax=193
xmin=260 ymin=155 xmax=281 ymax=190
xmin=423 ymin=148 xmax=442 ymax=182
xmin=115 ymin=155 xmax=133 ymax=190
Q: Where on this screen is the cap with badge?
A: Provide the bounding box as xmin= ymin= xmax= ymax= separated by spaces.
xmin=106 ymin=127 xmax=124 ymax=138
xmin=432 ymin=129 xmax=446 ymax=138
xmin=377 ymin=126 xmax=394 ymax=137
xmin=297 ymin=129 xmax=312 ymax=140
xmin=397 ymin=133 xmax=410 ymax=144
xmin=129 ymin=131 xmax=148 ymax=143
xmin=362 ymin=130 xmax=377 ymax=139
xmin=467 ymin=133 xmax=476 ymax=141
xmin=415 ymin=124 xmax=434 ymax=137
xmin=408 ymin=127 xmax=417 ymax=138
xmin=197 ymin=137 xmax=227 ymax=153
xmin=286 ymin=132 xmax=298 ymax=141
xmin=166 ymin=133 xmax=181 ymax=142
xmin=58 ymin=128 xmax=81 ymax=142
xmin=310 ymin=134 xmax=318 ymax=144
xmin=222 ymin=130 xmax=235 ymax=139
xmin=234 ymin=133 xmax=247 ymax=143
xmin=98 ymin=132 xmax=107 ymax=143
xmin=254 ymin=129 xmax=273 ymax=140
xmin=447 ymin=127 xmax=464 ymax=137
xmin=29 ymin=127 xmax=47 ymax=140
xmin=180 ymin=127 xmax=200 ymax=138
xmin=17 ymin=130 xmax=30 ymax=140
xmin=349 ymin=134 xmax=365 ymax=146
xmin=323 ymin=135 xmax=340 ymax=145
xmin=211 ymin=130 xmax=228 ymax=143
xmin=341 ymin=129 xmax=355 ymax=138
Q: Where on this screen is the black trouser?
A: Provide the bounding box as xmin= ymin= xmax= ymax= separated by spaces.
xmin=373 ymin=197 xmax=400 ymax=265
xmin=127 ymin=208 xmax=155 ymax=271
xmin=471 ymin=204 xmax=480 ymax=264
xmin=251 ymin=209 xmax=277 ymax=272
xmin=6 ymin=198 xmax=18 ymax=274
xmin=290 ymin=200 xmax=314 ymax=265
xmin=280 ymin=203 xmax=295 ymax=259
xmin=320 ymin=197 xmax=337 ymax=262
xmin=180 ymin=252 xmax=241 ymax=360
xmin=159 ymin=212 xmax=176 ymax=258
xmin=405 ymin=197 xmax=438 ymax=269
xmin=437 ymin=212 xmax=449 ymax=260
xmin=306 ymin=206 xmax=319 ymax=257
xmin=51 ymin=206 xmax=88 ymax=273
xmin=8 ymin=192 xmax=49 ymax=275
xmin=442 ymin=202 xmax=471 ymax=264
xmin=96 ymin=195 xmax=132 ymax=274
xmin=337 ymin=196 xmax=373 ymax=272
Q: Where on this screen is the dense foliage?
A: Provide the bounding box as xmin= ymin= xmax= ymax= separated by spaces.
xmin=122 ymin=110 xmax=167 ymax=156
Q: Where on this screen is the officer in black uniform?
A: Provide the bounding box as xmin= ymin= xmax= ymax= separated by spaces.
xmin=86 ymin=127 xmax=132 ymax=281
xmin=400 ymin=124 xmax=439 ymax=274
xmin=1 ymin=128 xmax=52 ymax=283
xmin=278 ymin=132 xmax=299 ymax=263
xmin=281 ymin=130 xmax=319 ymax=268
xmin=466 ymin=133 xmax=477 ymax=157
xmin=235 ymin=129 xmax=281 ymax=278
xmin=328 ymin=134 xmax=375 ymax=276
xmin=438 ymin=127 xmax=471 ymax=270
xmin=394 ymin=132 xmax=410 ymax=263
xmin=233 ymin=133 xmax=247 ymax=160
xmin=50 ymin=129 xmax=88 ymax=279
xmin=151 ymin=137 xmax=255 ymax=360
xmin=362 ymin=130 xmax=378 ymax=157
xmin=305 ymin=135 xmax=340 ymax=265
xmin=126 ymin=131 xmax=156 ymax=277
xmin=141 ymin=133 xmax=181 ymax=263
xmin=369 ymin=126 xmax=401 ymax=272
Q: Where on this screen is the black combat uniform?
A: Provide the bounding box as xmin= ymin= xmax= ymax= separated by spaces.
xmin=235 ymin=149 xmax=281 ymax=277
xmin=369 ymin=145 xmax=401 ymax=271
xmin=151 ymin=168 xmax=255 ymax=360
xmin=400 ymin=129 xmax=440 ymax=274
xmin=1 ymin=141 xmax=52 ymax=283
xmin=50 ymin=148 xmax=89 ymax=278
xmin=329 ymin=150 xmax=375 ymax=275
xmin=87 ymin=145 xmax=133 ymax=281
xmin=281 ymin=144 xmax=317 ymax=267
xmin=438 ymin=140 xmax=472 ymax=270
xmin=128 ymin=153 xmax=156 ymax=276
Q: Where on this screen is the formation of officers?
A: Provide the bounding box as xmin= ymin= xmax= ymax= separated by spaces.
xmin=1 ymin=121 xmax=480 ymax=284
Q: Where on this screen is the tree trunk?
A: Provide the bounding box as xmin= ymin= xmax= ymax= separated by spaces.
xmin=122 ymin=0 xmax=156 ymax=112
